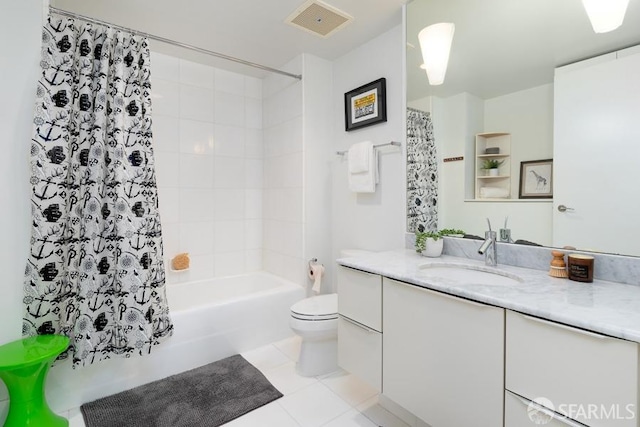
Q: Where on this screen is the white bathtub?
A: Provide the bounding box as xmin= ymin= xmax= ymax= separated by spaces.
xmin=47 ymin=272 xmax=305 ymax=413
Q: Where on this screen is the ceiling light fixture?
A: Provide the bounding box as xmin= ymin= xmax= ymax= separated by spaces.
xmin=582 ymin=0 xmax=629 ymax=33
xmin=418 ymin=23 xmax=455 ymax=86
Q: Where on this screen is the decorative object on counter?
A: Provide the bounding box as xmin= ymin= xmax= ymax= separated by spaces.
xmin=171 ymin=253 xmax=190 ymax=271
xmin=549 ymin=251 xmax=569 ymax=278
xmin=519 ymin=159 xmax=553 ymax=199
xmin=567 ymin=254 xmax=594 ymax=282
xmin=415 ymin=231 xmax=444 ymax=257
xmin=415 ymin=229 xmax=464 ymax=257
xmin=344 ymin=78 xmax=387 ymax=131
xmin=481 ymin=159 xmax=504 ymax=176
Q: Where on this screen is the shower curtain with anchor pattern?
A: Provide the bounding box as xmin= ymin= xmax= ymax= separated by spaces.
xmin=23 ymin=13 xmax=173 ymax=367
xmin=406 ymin=107 xmax=438 ymax=233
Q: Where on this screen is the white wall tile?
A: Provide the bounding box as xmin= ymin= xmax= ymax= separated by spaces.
xmin=245 ymin=97 xmax=262 ymax=130
xmin=245 ymin=129 xmax=263 ymax=159
xmin=213 ymin=189 xmax=245 ymax=220
xmin=244 ymin=76 xmax=262 ymax=99
xmin=179 ymin=222 xmax=215 ymax=256
xmin=245 ymin=159 xmax=263 ymax=189
xmin=180 ymin=119 xmax=215 ymax=155
xmin=215 ymin=69 xmax=245 ymax=96
xmin=181 ymin=254 xmax=215 ymax=282
xmin=180 ymin=85 xmax=214 ymax=122
xmin=281 ymin=222 xmax=303 ymax=258
xmin=158 ymin=187 xmax=180 ymax=223
xmin=214 ymin=125 xmax=245 ymax=157
xmin=281 ymin=188 xmax=302 ymax=223
xmin=154 ymin=151 xmax=180 ymax=188
xmin=215 ymin=91 xmax=245 ymax=127
xmin=150 ymin=52 xmax=180 ymax=82
xmin=282 ymin=152 xmax=303 ymax=188
xmin=245 ymin=189 xmax=263 ymax=219
xmin=245 ymin=249 xmax=263 ymax=272
xmin=180 ymin=189 xmax=215 ymax=222
xmin=245 ymin=219 xmax=262 ymax=249
xmin=213 ymin=157 xmax=245 ymax=189
xmin=214 ymin=220 xmax=245 ymax=253
xmin=152 ymin=79 xmax=180 ymax=118
xmin=180 ymin=60 xmax=214 ymax=89
xmin=152 ymin=115 xmax=180 ymax=153
xmin=214 ymin=251 xmax=246 ymax=276
xmin=179 ymin=154 xmax=214 ymax=188
xmin=161 ymin=222 xmax=180 ymax=261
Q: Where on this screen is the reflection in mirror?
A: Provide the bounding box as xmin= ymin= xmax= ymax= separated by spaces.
xmin=406 ymin=0 xmax=640 ymax=256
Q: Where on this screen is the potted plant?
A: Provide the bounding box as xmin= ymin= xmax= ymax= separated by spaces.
xmin=440 ymin=228 xmax=465 ymax=238
xmin=415 ymin=231 xmax=444 ymax=257
xmin=481 ymin=159 xmax=504 ymax=176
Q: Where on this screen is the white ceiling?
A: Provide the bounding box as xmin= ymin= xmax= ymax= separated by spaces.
xmin=407 ymin=0 xmax=640 ymax=101
xmin=50 ymin=0 xmax=406 ymax=78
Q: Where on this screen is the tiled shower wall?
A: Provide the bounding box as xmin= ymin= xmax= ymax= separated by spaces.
xmin=150 ymin=52 xmax=264 ymax=284
xmin=262 ymin=58 xmax=305 ymax=285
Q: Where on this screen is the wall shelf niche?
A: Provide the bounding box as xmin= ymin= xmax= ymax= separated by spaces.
xmin=475 ymin=132 xmax=511 ymax=200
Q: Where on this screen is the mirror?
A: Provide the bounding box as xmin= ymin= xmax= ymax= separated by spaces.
xmin=406 ymin=0 xmax=640 ymax=256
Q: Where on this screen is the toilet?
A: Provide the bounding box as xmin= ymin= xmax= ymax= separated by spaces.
xmin=289 ymin=249 xmax=373 ymax=377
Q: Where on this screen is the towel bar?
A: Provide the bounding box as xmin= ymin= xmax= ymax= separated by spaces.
xmin=336 ymin=141 xmax=401 ymax=156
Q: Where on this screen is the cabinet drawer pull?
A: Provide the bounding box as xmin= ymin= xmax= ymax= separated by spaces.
xmin=339 ymin=315 xmax=379 ymax=333
xmin=520 ymin=313 xmax=607 ymax=340
xmin=509 ymin=392 xmax=588 ymax=427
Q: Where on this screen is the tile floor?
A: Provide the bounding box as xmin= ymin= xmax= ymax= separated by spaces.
xmin=64 ymin=336 xmax=411 ymax=427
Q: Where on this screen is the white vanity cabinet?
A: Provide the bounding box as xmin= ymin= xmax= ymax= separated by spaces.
xmin=336 ymin=266 xmax=382 ymax=391
xmin=506 ymin=311 xmax=639 ymax=427
xmin=383 ymin=277 xmax=505 ymax=427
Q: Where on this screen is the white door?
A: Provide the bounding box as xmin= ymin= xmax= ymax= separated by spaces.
xmin=553 ymin=48 xmax=640 ymax=254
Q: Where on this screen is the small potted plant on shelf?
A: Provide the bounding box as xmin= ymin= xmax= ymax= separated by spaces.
xmin=481 ymin=159 xmax=504 ymax=176
xmin=415 ymin=231 xmax=444 ymax=258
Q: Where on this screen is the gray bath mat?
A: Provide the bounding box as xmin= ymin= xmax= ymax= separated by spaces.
xmin=80 ymin=354 xmax=282 ymax=427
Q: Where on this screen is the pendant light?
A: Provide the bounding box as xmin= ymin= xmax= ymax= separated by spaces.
xmin=582 ymin=0 xmax=629 ymax=33
xmin=418 ymin=23 xmax=455 ymax=86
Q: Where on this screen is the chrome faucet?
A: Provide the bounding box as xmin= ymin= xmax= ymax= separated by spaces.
xmin=478 ymin=219 xmax=497 ymax=266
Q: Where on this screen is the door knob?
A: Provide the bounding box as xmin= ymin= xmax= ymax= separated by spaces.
xmin=557 ymin=204 xmax=575 ymax=212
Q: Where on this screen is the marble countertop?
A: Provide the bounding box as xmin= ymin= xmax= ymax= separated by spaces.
xmin=337 ymin=250 xmax=640 ymax=343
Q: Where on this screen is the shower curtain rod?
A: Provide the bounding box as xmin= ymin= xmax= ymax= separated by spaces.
xmin=49 ymin=6 xmax=303 ymax=81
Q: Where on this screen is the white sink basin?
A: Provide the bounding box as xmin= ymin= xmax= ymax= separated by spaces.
xmin=419 ymin=263 xmax=523 ymax=286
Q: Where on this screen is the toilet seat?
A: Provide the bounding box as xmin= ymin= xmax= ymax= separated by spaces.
xmin=290 ymin=294 xmax=338 ymax=321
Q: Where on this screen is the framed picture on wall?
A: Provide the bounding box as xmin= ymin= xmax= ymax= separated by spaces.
xmin=519 ymin=159 xmax=553 ymax=199
xmin=344 ymin=78 xmax=387 ymax=131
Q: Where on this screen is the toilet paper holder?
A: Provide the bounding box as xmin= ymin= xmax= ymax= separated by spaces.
xmin=308 ymin=258 xmax=318 ymax=269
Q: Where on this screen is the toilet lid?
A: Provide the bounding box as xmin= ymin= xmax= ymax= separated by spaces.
xmin=291 ymin=294 xmax=338 ymax=321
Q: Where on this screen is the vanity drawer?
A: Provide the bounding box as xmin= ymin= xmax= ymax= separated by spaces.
xmin=505 ymin=391 xmax=587 ymax=427
xmin=506 ymin=310 xmax=638 ymax=427
xmin=337 ymin=266 xmax=382 ymax=331
xmin=337 ymin=316 xmax=382 ymax=391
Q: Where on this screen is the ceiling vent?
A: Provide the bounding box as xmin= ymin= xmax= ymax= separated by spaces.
xmin=286 ymin=0 xmax=353 ymax=38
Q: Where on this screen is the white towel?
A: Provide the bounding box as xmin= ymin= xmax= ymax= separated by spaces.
xmin=479 ymin=187 xmax=510 ymax=198
xmin=348 ymin=141 xmax=373 ymax=173
xmin=348 ymin=142 xmax=378 ymax=193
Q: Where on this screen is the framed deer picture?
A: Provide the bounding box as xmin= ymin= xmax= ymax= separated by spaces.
xmin=519 ymin=159 xmax=553 ymax=199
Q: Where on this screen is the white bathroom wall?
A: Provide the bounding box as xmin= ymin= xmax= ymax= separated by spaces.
xmin=262 ymin=57 xmax=305 ymax=284
xmin=331 ymin=25 xmax=406 ymax=289
xmin=302 ymin=55 xmax=334 ymax=294
xmin=150 ymin=51 xmax=264 ymax=284
xmin=0 ymin=0 xmax=44 ymax=418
